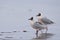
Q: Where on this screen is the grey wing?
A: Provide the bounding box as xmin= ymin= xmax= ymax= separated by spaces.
xmin=41 ymin=17 xmax=54 ymax=24
xmin=36 ymin=22 xmax=42 ymax=25
xmin=33 ymin=22 xmax=44 ymax=29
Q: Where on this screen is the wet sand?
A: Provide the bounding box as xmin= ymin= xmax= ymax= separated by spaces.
xmin=0 ymin=31 xmax=55 ymax=40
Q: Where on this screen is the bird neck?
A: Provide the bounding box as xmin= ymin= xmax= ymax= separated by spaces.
xmin=29 ymin=20 xmax=34 ymax=25
xmin=38 ymin=16 xmax=42 ymax=19
xmin=37 ymin=16 xmax=43 ymax=23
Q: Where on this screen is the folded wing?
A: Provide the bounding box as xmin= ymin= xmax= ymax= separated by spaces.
xmin=41 ymin=17 xmax=54 ymax=25
xmin=32 ymin=22 xmax=45 ymax=30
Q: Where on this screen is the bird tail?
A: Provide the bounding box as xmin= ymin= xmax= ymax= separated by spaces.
xmin=51 ymin=21 xmax=54 ymax=24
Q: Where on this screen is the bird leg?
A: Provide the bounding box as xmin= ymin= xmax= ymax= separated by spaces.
xmin=41 ymin=30 xmax=43 ymax=34
xmin=45 ymin=26 xmax=48 ymax=33
xmin=36 ymin=30 xmax=38 ymax=38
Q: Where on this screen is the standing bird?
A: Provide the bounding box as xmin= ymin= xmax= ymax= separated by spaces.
xmin=28 ymin=17 xmax=47 ymax=37
xmin=36 ymin=13 xmax=54 ymax=33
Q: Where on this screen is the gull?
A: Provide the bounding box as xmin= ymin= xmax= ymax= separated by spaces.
xmin=36 ymin=13 xmax=54 ymax=33
xmin=28 ymin=17 xmax=47 ymax=37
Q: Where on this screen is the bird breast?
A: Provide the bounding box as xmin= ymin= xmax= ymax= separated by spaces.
xmin=29 ymin=20 xmax=34 ymax=26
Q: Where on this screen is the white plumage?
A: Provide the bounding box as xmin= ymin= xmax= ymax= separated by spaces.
xmin=28 ymin=17 xmax=47 ymax=37
xmin=36 ymin=13 xmax=54 ymax=33
xmin=37 ymin=13 xmax=54 ymax=25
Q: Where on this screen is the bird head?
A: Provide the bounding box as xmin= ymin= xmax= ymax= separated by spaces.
xmin=36 ymin=13 xmax=41 ymax=17
xmin=28 ymin=17 xmax=33 ymax=20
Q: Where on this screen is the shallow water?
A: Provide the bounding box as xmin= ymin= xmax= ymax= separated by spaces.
xmin=0 ymin=0 xmax=60 ymax=40
xmin=0 ymin=31 xmax=58 ymax=40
